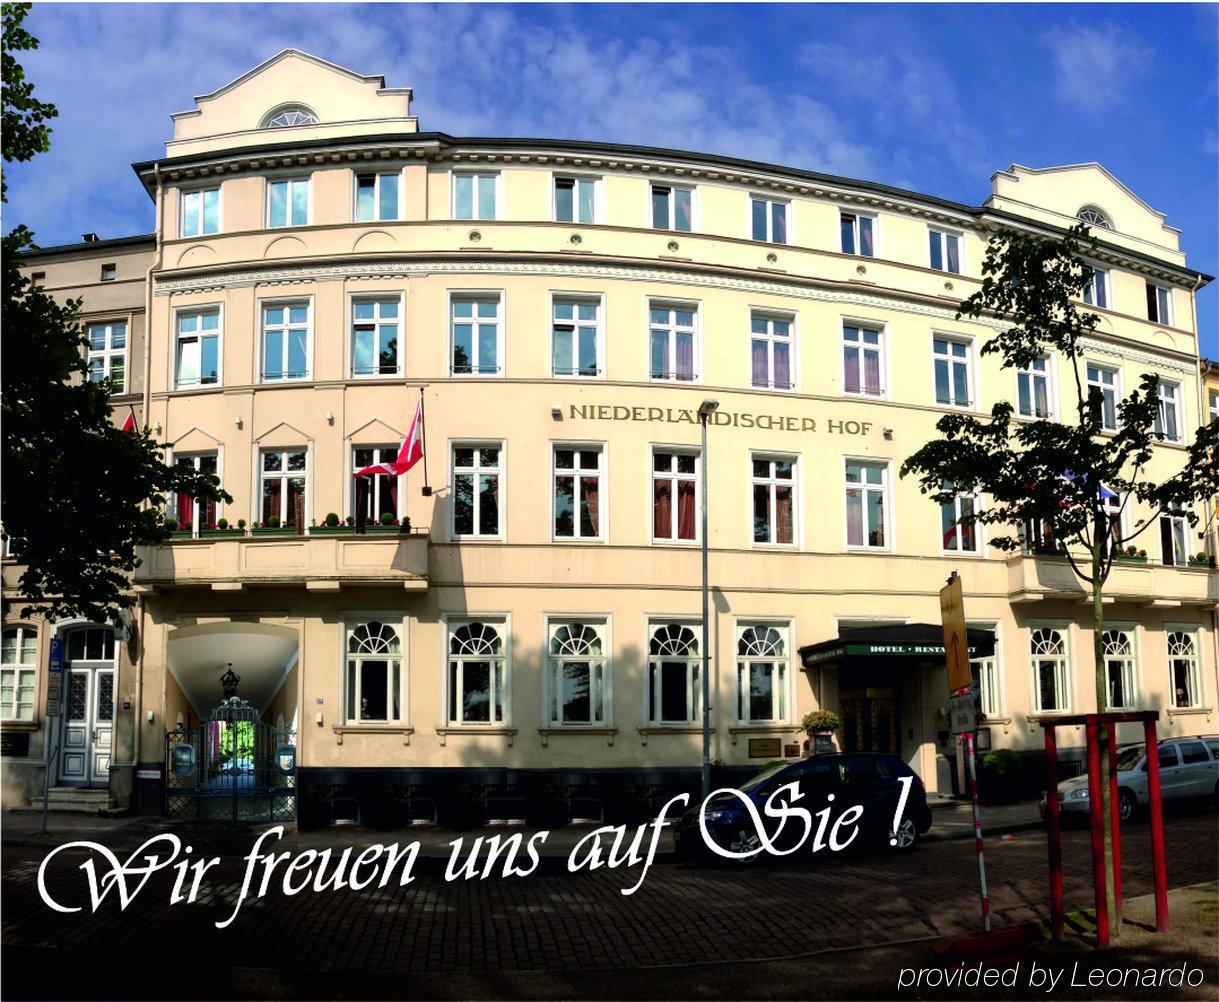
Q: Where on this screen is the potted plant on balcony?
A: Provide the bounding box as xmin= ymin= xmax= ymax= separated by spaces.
xmin=801 ymin=710 xmax=840 ymax=755
xmin=311 ymin=512 xmax=350 ymax=536
xmin=201 ymin=516 xmax=243 ymax=539
xmin=365 ymin=513 xmax=411 ymax=534
xmin=1187 ymin=551 xmax=1216 ymax=569
xmin=1115 ymin=545 xmax=1148 ymax=564
xmin=251 ymin=515 xmax=297 ymax=537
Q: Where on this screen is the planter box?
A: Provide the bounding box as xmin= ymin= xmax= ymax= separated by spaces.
xmin=1115 ymin=556 xmax=1148 ymax=564
xmin=359 ymin=525 xmax=409 ymax=535
xmin=200 ymin=529 xmax=244 ymax=539
xmin=309 ymin=526 xmax=353 ymax=536
xmin=250 ymin=528 xmax=300 ymax=537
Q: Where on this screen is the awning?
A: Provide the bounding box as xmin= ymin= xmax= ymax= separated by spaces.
xmin=799 ymin=623 xmax=996 ymax=669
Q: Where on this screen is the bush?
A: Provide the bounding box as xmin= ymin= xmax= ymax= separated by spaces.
xmin=980 ymin=748 xmax=1023 ymax=804
xmin=266 ymin=515 xmax=281 ymax=529
xmin=237 ymin=519 xmax=246 ymax=530
xmin=379 ymin=512 xmax=396 ymax=526
xmin=345 ymin=515 xmax=355 ymax=526
xmin=325 ymin=512 xmax=340 ymax=527
xmin=163 ymin=518 xmax=178 ymax=533
xmin=801 ymin=710 xmax=840 ymax=733
xmin=217 ymin=517 xmax=229 ymax=530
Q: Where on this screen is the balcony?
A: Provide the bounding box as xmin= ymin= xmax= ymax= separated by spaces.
xmin=134 ymin=531 xmax=429 ymax=593
xmin=1006 ymin=553 xmax=1217 ymax=609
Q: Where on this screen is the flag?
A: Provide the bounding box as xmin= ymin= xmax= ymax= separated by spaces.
xmin=355 ymin=396 xmax=424 ymax=477
xmin=121 ymin=406 xmax=138 ymax=433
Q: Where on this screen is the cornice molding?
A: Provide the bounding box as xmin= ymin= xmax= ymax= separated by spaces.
xmin=1077 ymin=335 xmax=1194 ymax=375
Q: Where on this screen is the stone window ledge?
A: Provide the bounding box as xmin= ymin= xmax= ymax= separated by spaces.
xmin=538 ymin=727 xmax=618 ymax=747
xmin=332 ymin=725 xmax=414 ymax=746
xmin=435 ymin=726 xmax=518 ymax=747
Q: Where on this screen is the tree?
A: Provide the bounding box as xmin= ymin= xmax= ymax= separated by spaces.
xmin=1 ymin=2 xmax=229 ymax=623
xmin=901 ymin=222 xmax=1219 ymax=937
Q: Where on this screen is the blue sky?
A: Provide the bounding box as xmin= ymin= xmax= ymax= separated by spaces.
xmin=7 ymin=3 xmax=1217 ymax=355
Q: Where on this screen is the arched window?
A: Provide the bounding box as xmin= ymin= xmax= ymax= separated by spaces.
xmin=649 ymin=623 xmax=698 ymax=657
xmin=647 ymin=622 xmax=700 ymax=724
xmin=1102 ymin=629 xmax=1136 ymax=709
xmin=547 ymin=621 xmax=607 ymax=725
xmin=448 ymin=620 xmax=506 ymax=724
xmin=1167 ymin=631 xmax=1200 ymax=708
xmin=1030 ymin=627 xmax=1069 ymax=712
xmin=262 ymin=105 xmax=319 ymax=129
xmin=1076 ymin=206 xmax=1111 ymax=229
xmin=736 ymin=624 xmax=788 ymax=723
xmin=345 ymin=621 xmax=402 ymax=723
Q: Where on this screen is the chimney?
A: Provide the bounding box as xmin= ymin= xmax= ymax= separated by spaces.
xmin=82 ymin=233 xmax=99 ymax=243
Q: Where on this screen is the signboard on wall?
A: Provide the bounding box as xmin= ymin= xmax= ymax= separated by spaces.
xmin=747 ymin=738 xmax=782 ymax=759
xmin=950 ymin=689 xmax=977 ymax=737
xmin=45 ymin=637 xmax=63 ymax=718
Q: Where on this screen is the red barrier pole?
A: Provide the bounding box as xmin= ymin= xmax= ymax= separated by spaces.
xmin=1106 ymin=726 xmax=1122 ymax=919
xmin=963 ymin=731 xmax=991 ymax=933
xmin=1044 ymin=724 xmax=1064 ymax=941
xmin=1085 ymin=716 xmax=1109 ymax=946
xmin=1143 ymin=717 xmax=1169 ymax=933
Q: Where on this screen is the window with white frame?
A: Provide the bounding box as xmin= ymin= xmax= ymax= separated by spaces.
xmin=0 ymin=626 xmax=37 ymax=722
xmin=653 ymin=450 xmax=698 ymax=542
xmin=651 ymin=183 xmax=693 ymax=231
xmin=971 ymin=635 xmax=1002 ymax=718
xmin=1209 ymin=390 xmax=1218 ymax=424
xmin=354 ymin=171 xmax=400 ymax=222
xmin=263 ymin=105 xmax=318 ymax=128
xmin=552 ymin=299 xmax=601 ymax=377
xmin=1145 ymin=282 xmax=1172 ymax=325
xmin=752 ymin=456 xmax=795 ymax=545
xmin=840 ymin=211 xmax=875 ymax=257
xmin=554 ymin=176 xmax=598 ymax=223
xmin=647 ymin=622 xmax=700 ymax=724
xmin=452 ymin=444 xmax=501 ymax=538
xmin=267 ymin=177 xmax=309 ymax=228
xmin=175 ymin=308 xmax=220 ymax=388
xmin=933 ymin=336 xmax=972 ymax=408
xmin=940 ymin=484 xmax=979 ymax=553
xmin=928 ymin=228 xmax=961 ymax=273
xmin=351 ymin=298 xmax=400 ymax=377
xmin=87 ymin=322 xmax=127 ymax=391
xmin=1152 ymin=379 xmax=1182 ymax=442
xmin=180 ymin=187 xmax=220 ymax=237
xmin=1102 ymin=629 xmax=1137 ymax=710
xmin=546 ymin=621 xmax=607 ymax=725
xmin=649 ymin=303 xmax=697 ymax=382
xmin=453 ymin=172 xmax=498 ymax=221
xmin=1077 ymin=206 xmax=1111 ymax=228
xmin=1167 ymin=630 xmax=1201 ymax=708
xmin=1083 ymin=267 xmax=1108 ymax=309
xmin=345 ymin=620 xmax=402 ymax=723
xmin=1160 ymin=505 xmax=1189 ymax=567
xmin=1102 ymin=489 xmax=1125 ymax=554
xmin=736 ymin=623 xmax=788 ymax=723
xmin=845 ymin=460 xmax=888 ymax=549
xmin=352 ymin=447 xmax=399 ymax=524
xmin=1086 ymin=363 xmax=1119 ymax=431
xmin=750 ymin=312 xmax=793 ymax=390
xmin=842 ymin=323 xmax=883 ymax=396
xmin=1017 ymin=354 xmax=1053 ymax=418
xmin=553 ymin=446 xmax=602 ymax=540
xmin=451 ymin=296 xmax=502 ymax=375
xmin=1030 ymin=627 xmax=1070 ymax=712
xmin=751 ymin=196 xmax=788 ymax=244
xmin=170 ymin=453 xmax=218 ymax=533
xmin=447 ymin=620 xmax=506 ymax=724
xmin=261 ymin=302 xmax=309 ymax=381
xmin=260 ymin=449 xmax=306 ymax=529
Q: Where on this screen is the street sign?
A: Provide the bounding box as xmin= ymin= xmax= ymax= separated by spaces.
xmin=45 ymin=638 xmax=64 ymax=717
xmin=939 ymin=572 xmax=971 ymax=692
xmin=950 ymin=688 xmax=977 ymax=736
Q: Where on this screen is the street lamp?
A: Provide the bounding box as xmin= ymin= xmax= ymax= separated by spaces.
xmin=698 ymin=398 xmax=719 ymax=800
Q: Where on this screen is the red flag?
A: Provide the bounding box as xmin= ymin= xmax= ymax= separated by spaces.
xmin=121 ymin=406 xmax=138 ymax=433
xmin=355 ymin=396 xmax=425 ymax=477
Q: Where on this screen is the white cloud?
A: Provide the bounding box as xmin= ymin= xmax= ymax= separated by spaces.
xmin=1043 ymin=25 xmax=1153 ymax=112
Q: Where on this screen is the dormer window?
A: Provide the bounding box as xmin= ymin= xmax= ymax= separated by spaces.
xmin=1076 ymin=206 xmax=1111 ymax=229
xmin=262 ymin=105 xmax=319 ymax=128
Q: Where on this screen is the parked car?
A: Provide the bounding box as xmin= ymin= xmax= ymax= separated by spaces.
xmin=674 ymin=753 xmax=933 ymax=862
xmin=1039 ymin=735 xmax=1219 ymax=822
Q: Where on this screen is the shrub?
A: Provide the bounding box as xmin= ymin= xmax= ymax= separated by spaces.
xmin=163 ymin=518 xmax=178 ymax=533
xmin=178 ymin=519 xmax=192 ymax=533
xmin=801 ymin=710 xmax=840 ymax=733
xmin=325 ymin=512 xmax=340 ymax=527
xmin=237 ymin=519 xmax=246 ymax=530
xmin=266 ymin=515 xmax=281 ymax=529
xmin=345 ymin=515 xmax=355 ymax=526
xmin=980 ymin=748 xmax=1023 ymax=804
xmin=379 ymin=512 xmax=396 ymax=526
xmin=216 ymin=517 xmax=229 ymax=530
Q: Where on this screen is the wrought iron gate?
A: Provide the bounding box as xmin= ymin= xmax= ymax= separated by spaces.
xmin=164 ymin=696 xmax=296 ymax=822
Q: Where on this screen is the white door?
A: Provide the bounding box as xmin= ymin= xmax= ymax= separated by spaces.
xmin=59 ymin=666 xmax=115 ymax=787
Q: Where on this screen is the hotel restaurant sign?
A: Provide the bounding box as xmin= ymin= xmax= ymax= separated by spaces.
xmin=802 ymin=640 xmax=991 ymax=666
xmin=567 ymin=404 xmax=875 ymax=437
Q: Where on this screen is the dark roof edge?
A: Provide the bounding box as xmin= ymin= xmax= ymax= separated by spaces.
xmin=17 ymin=233 xmax=156 ymax=259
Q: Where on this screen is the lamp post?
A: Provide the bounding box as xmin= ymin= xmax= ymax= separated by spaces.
xmin=698 ymin=398 xmax=719 ymax=800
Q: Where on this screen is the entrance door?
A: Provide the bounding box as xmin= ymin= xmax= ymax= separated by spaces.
xmin=60 ymin=667 xmax=115 ymax=786
xmin=840 ymin=687 xmax=899 ymax=754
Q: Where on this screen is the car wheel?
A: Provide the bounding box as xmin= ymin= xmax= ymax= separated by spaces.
xmin=890 ymin=817 xmax=919 ymax=851
xmin=726 ymin=828 xmax=763 ymax=861
xmin=1118 ymin=789 xmax=1137 ymax=823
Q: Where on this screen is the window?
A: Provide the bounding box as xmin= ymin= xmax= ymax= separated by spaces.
xmin=451 ymin=296 xmax=501 ymax=375
xmin=845 ymin=460 xmax=888 ymax=549
xmin=1102 ymin=489 xmax=1125 ymax=554
xmin=928 ymin=228 xmax=961 ymax=274
xmin=1167 ymin=631 xmax=1201 ymax=708
xmin=1102 ymin=629 xmax=1137 ymax=710
xmin=30 ymin=271 xmax=45 ymax=285
xmin=453 ymin=172 xmax=498 ymax=221
xmin=1083 ymin=267 xmax=1108 ymax=309
xmin=181 ymin=188 xmax=220 ymax=237
xmin=345 ymin=621 xmax=402 ymax=724
xmin=87 ymin=322 xmax=127 ymax=391
xmin=1180 ymin=741 xmax=1209 ymax=765
xmin=751 ymin=196 xmax=788 ymax=244
xmin=1077 ymin=206 xmax=1110 ymax=229
xmin=1086 ymin=364 xmax=1119 ymax=431
xmin=649 ymin=303 xmax=697 ymax=382
xmin=1017 ymin=355 xmax=1053 ymax=418
xmin=653 ymin=451 xmax=698 ymax=542
xmin=1209 ymin=389 xmax=1218 ymax=424
xmin=1159 ymin=506 xmax=1188 ymax=567
xmin=1 ymin=626 xmax=37 ymax=722
xmin=1031 ymin=628 xmax=1070 ymax=712
xmin=354 ymin=172 xmax=400 ymax=222
xmin=263 ymin=105 xmax=318 ymax=128
xmin=940 ymin=485 xmax=978 ymax=553
xmin=842 ymin=324 xmax=883 ymax=396
xmin=175 ymin=308 xmax=220 ymax=388
xmin=447 ymin=620 xmax=507 ymax=724
xmin=554 ymin=176 xmax=597 ymax=223
xmin=933 ymin=336 xmax=972 ymax=408
xmin=351 ymin=298 xmax=400 ymax=377
xmin=647 ymin=623 xmax=700 ymax=724
xmin=750 ymin=312 xmax=793 ymax=390
xmin=546 ymin=621 xmax=607 ymax=725
xmin=736 ymin=624 xmax=788 ymax=723
xmin=1145 ymin=282 xmax=1171 ymax=325
xmin=553 ymin=447 xmax=602 ymax=540
xmin=353 ymin=447 xmax=399 ymax=524
xmin=1153 ymin=379 xmax=1182 ymax=442
xmin=171 ymin=453 xmax=218 ymax=533
xmin=261 ymin=303 xmax=309 ymax=381
xmin=267 ymin=178 xmax=309 ymax=228
xmin=971 ymin=634 xmax=1001 ymax=718
xmin=752 ymin=457 xmax=795 ymax=546
xmin=840 ymin=211 xmax=875 ymax=257
xmin=260 ymin=450 xmax=306 ymax=529
xmin=651 ymin=184 xmax=693 ymax=231
xmin=66 ymin=627 xmax=114 ymax=662
xmin=100 ymin=263 xmax=116 ymax=282
xmin=452 ymin=444 xmax=501 ymax=539
xmin=552 ymin=299 xmax=601 ymax=377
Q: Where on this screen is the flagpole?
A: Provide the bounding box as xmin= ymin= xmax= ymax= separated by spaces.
xmin=419 ymin=386 xmax=431 ymax=497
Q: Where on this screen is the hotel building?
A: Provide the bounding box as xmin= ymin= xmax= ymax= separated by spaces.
xmin=4 ymin=51 xmax=1216 ymax=822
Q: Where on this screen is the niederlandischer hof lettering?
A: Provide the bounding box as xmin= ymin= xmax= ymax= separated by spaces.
xmin=567 ymin=404 xmax=874 ymax=436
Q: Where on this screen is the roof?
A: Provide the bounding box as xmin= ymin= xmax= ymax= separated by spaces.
xmin=799 ymin=623 xmax=997 ymax=668
xmin=16 ymin=233 xmax=156 ymax=260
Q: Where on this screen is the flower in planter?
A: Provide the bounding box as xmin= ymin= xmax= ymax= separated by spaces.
xmin=1137 ymin=549 xmax=1146 ymax=559
xmin=163 ymin=518 xmax=179 ymax=533
xmin=379 ymin=512 xmax=397 ymax=527
xmin=800 ymin=710 xmax=841 ymax=734
xmin=1125 ymin=545 xmax=1138 ymax=557
xmin=178 ymin=520 xmax=193 ymax=534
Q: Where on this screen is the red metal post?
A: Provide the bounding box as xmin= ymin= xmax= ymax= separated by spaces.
xmin=1143 ymin=718 xmax=1169 ymax=933
xmin=1044 ymin=724 xmax=1064 ymax=941
xmin=1106 ymin=727 xmax=1122 ymax=916
xmin=1085 ymin=716 xmax=1109 ymax=946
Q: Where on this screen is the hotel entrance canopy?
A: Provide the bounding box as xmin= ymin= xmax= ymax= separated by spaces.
xmin=798 ymin=623 xmax=996 ymax=669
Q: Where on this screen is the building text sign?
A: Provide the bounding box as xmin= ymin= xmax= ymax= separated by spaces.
xmin=567 ymin=404 xmax=874 ymax=437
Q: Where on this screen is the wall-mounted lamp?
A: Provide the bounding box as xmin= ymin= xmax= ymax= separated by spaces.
xmin=234 ymin=416 xmax=243 ymax=429
xmin=551 ymin=406 xmax=562 ymax=420
xmin=315 ymin=711 xmax=324 ymax=726
xmin=153 ymin=422 xmax=162 ymax=436
xmin=325 ymin=411 xmax=335 ymax=425
xmin=883 ymin=427 xmax=894 ymax=440
xmin=147 ymin=710 xmax=155 ymax=724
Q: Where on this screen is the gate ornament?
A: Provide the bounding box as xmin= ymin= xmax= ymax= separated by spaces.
xmin=220 ymin=663 xmax=241 ymax=699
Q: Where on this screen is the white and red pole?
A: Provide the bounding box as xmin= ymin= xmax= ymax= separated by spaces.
xmin=963 ymin=729 xmax=991 ymax=932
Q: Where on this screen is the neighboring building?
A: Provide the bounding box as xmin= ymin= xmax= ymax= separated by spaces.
xmin=5 ymin=50 xmax=1217 ymax=821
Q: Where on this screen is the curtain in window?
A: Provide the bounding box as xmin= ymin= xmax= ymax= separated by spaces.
xmin=677 ymin=480 xmax=696 ymax=539
xmin=773 ymin=342 xmax=790 ymax=389
xmin=654 ymin=480 xmax=672 ymax=538
xmin=176 ymin=491 xmax=193 ymax=526
xmin=775 ymin=486 xmax=793 ymax=543
xmin=846 ymin=489 xmax=864 ymax=545
xmin=864 ymin=349 xmax=881 ymax=395
xmin=751 ymin=340 xmax=769 ymax=387
xmin=844 ymin=348 xmax=860 ymax=393
xmin=676 ymin=333 xmax=694 ymax=381
xmin=946 ymin=236 xmax=960 ymax=273
xmin=859 ymin=218 xmax=874 ymax=256
xmin=580 ymin=476 xmax=599 ymax=536
xmin=772 ymin=203 xmax=787 ymax=243
xmin=1034 ymin=379 xmax=1048 ymax=418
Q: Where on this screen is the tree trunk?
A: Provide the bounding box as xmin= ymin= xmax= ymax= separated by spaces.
xmin=1092 ymin=511 xmax=1120 ymax=936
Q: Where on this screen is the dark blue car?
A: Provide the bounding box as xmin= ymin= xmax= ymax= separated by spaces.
xmin=674 ymin=753 xmax=933 ymax=861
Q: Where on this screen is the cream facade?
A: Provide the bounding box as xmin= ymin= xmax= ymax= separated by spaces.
xmin=5 ymin=50 xmax=1216 ymax=821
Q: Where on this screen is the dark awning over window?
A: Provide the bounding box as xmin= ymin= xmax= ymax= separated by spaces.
xmin=799 ymin=623 xmax=996 ymax=669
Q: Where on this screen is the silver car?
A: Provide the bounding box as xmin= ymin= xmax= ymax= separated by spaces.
xmin=1039 ymin=735 xmax=1219 ymax=822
